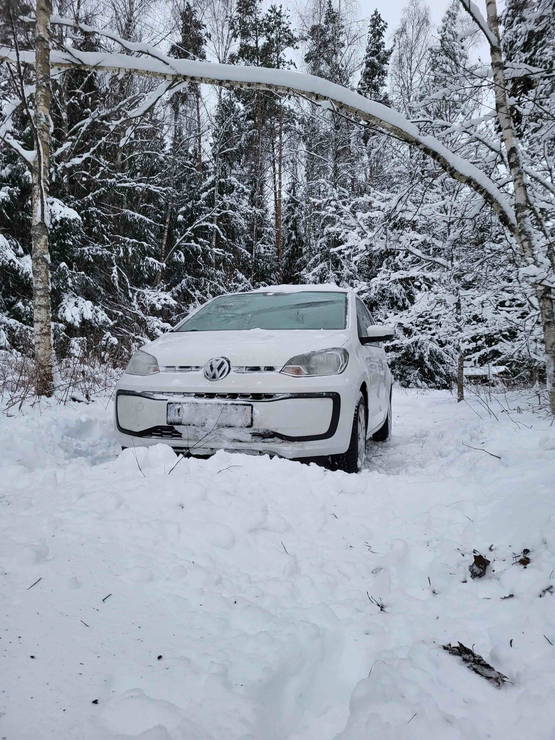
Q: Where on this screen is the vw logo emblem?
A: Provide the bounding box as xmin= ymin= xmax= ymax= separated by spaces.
xmin=204 ymin=356 xmax=231 ymax=381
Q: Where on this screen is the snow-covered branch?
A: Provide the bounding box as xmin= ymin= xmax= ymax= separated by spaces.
xmin=0 ymin=81 xmax=36 ymax=166
xmin=0 ymin=24 xmax=517 ymax=233
xmin=457 ymin=0 xmax=498 ymax=49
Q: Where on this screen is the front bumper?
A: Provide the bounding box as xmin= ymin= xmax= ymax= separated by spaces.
xmin=115 ymin=372 xmax=356 ymax=459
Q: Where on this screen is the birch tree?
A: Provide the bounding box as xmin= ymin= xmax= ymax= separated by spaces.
xmin=32 ymin=0 xmax=54 ymax=396
xmin=460 ymin=0 xmax=555 ymax=411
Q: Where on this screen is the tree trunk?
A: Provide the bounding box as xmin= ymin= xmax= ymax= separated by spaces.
xmin=484 ymin=0 xmax=555 ymax=413
xmin=195 ymin=86 xmax=202 ymax=168
xmin=538 ymin=286 xmax=555 ymax=410
xmin=275 ymin=105 xmax=283 ymax=279
xmin=457 ymin=353 xmax=464 ymax=402
xmin=160 ymin=206 xmax=172 ymax=261
xmin=32 ymin=0 xmax=54 ymax=397
xmin=455 ymin=291 xmax=464 ymax=402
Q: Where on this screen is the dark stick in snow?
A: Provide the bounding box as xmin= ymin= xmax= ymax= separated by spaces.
xmin=462 ymin=442 xmax=501 ymax=460
xmin=367 ymin=593 xmax=386 ymax=612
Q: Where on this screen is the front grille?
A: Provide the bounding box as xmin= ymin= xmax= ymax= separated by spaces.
xmin=161 ymin=365 xmax=201 ymax=373
xmin=143 ymin=391 xmax=286 ymax=402
xmin=160 ymin=365 xmax=276 ymax=374
xmin=188 ymin=392 xmax=281 ymax=401
xmin=234 ymin=366 xmax=277 ymax=373
xmin=143 ymin=425 xmax=183 ymax=439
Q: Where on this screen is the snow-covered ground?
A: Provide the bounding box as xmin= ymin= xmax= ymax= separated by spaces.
xmin=1 ymin=388 xmax=555 ymax=740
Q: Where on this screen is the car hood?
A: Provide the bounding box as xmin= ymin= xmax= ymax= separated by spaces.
xmin=143 ymin=329 xmax=349 ymax=368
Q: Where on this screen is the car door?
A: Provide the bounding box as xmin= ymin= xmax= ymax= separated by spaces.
xmin=356 ymin=298 xmax=387 ymax=427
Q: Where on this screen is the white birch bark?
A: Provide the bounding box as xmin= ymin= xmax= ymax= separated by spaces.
xmin=482 ymin=0 xmax=555 ymax=413
xmin=32 ymin=0 xmax=55 ymax=397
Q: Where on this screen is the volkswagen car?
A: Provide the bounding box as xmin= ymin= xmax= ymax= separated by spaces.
xmin=115 ymin=285 xmax=393 ymax=473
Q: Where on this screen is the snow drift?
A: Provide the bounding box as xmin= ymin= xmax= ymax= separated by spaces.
xmin=1 ymin=389 xmax=555 ymax=739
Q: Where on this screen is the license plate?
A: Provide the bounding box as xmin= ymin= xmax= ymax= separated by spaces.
xmin=167 ymin=401 xmax=253 ymax=428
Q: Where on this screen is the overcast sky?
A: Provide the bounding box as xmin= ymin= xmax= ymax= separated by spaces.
xmin=280 ymin=0 xmax=455 ymax=39
xmin=354 ymin=0 xmax=453 ymax=34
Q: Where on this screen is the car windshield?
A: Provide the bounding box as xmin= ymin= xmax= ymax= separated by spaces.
xmin=175 ymin=291 xmax=348 ymax=332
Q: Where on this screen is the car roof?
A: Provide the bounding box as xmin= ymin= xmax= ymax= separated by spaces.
xmin=246 ymin=284 xmax=349 ymax=294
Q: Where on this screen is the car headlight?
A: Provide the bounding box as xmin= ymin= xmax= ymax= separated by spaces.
xmin=280 ymin=348 xmax=349 ymax=377
xmin=125 ymin=350 xmax=160 ymax=376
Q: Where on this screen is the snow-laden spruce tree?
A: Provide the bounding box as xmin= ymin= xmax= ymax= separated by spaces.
xmin=281 ymin=176 xmax=305 ymax=285
xmin=358 ymin=9 xmax=391 ymax=106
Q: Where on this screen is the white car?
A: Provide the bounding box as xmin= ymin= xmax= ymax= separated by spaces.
xmin=115 ymin=285 xmax=393 ymax=473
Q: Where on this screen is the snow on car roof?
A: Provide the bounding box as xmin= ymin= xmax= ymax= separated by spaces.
xmin=248 ymin=284 xmax=348 ymax=294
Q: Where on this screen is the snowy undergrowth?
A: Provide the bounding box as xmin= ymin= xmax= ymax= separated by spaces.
xmin=1 ymin=389 xmax=554 ymax=740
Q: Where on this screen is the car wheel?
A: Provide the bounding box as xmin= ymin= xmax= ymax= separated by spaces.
xmin=331 ymin=393 xmax=367 ymax=474
xmin=372 ymin=388 xmax=392 ymax=442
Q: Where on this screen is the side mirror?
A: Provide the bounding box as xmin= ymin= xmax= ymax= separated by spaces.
xmin=360 ymin=324 xmax=395 ymax=344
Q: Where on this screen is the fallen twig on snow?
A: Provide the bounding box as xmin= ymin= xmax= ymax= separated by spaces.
xmin=168 ymin=408 xmax=225 ymax=475
xmin=130 ymin=443 xmax=145 ymax=478
xmin=216 ymin=465 xmax=242 ymax=474
xmin=462 ymin=442 xmax=501 ymax=460
xmin=539 ymin=585 xmax=554 ymax=598
xmin=27 ymin=577 xmax=42 ymax=590
xmin=442 ymin=642 xmax=510 ymax=687
xmin=367 ymin=592 xmax=386 ymax=612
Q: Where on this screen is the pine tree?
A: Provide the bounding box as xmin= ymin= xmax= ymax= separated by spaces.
xmin=229 ymin=0 xmax=297 ymax=284
xmin=282 ymin=178 xmax=305 ymax=284
xmin=305 ymin=0 xmax=349 ymax=85
xmin=358 ymin=10 xmax=391 ymax=104
xmin=302 ymin=0 xmax=356 ymax=283
xmin=356 ymin=9 xmax=392 ymax=180
xmin=425 ymin=0 xmax=471 ymax=122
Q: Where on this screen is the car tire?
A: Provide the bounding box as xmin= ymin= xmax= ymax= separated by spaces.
xmin=330 ymin=393 xmax=367 ymax=474
xmin=372 ymin=389 xmax=392 ymax=442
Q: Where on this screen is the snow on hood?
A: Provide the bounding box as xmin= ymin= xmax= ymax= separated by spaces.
xmin=142 ymin=329 xmax=349 ymax=367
